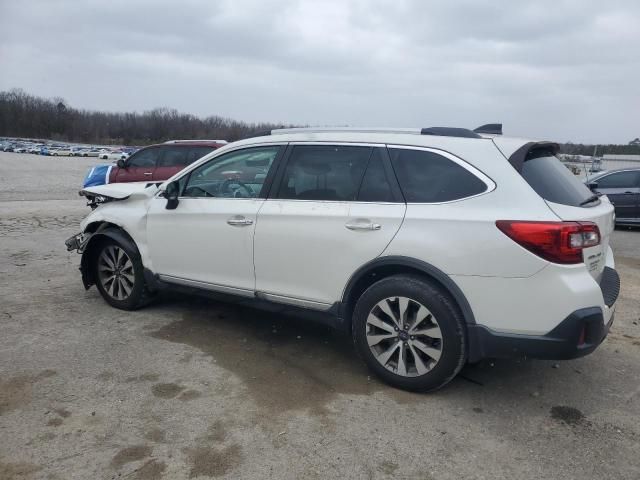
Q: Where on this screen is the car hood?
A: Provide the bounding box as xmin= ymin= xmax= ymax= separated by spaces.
xmin=80 ymin=182 xmax=159 ymax=200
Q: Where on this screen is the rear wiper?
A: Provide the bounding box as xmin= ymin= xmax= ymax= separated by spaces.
xmin=579 ymin=194 xmax=601 ymax=206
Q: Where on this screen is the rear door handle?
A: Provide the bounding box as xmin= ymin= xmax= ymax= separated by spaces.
xmin=143 ymin=172 xmax=153 ymax=176
xmin=345 ymin=220 xmax=381 ymax=231
xmin=227 ymin=216 xmax=254 ymax=226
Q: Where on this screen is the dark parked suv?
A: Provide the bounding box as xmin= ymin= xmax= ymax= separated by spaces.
xmin=109 ymin=140 xmax=227 ymax=183
xmin=588 ymin=168 xmax=640 ymax=226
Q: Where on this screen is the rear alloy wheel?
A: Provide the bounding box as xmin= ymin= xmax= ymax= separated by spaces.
xmin=366 ymin=296 xmax=443 ymax=377
xmin=93 ymin=237 xmax=149 ymax=310
xmin=353 ymin=275 xmax=466 ymax=392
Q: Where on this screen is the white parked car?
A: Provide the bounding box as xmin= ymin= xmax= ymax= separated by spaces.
xmin=51 ymin=147 xmax=73 ymax=156
xmin=69 ymin=147 xmax=86 ymax=156
xmin=28 ymin=144 xmax=44 ymax=154
xmin=99 ymin=150 xmax=128 ymax=161
xmin=81 ymin=148 xmax=102 ymax=157
xmin=66 ymin=126 xmax=619 ymax=391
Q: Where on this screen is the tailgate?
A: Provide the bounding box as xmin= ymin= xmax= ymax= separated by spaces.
xmin=495 ymin=140 xmax=616 ymax=281
xmin=545 ymin=196 xmax=615 ymax=280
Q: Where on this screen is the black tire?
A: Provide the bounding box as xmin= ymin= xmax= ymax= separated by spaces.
xmin=93 ymin=236 xmax=151 ymax=310
xmin=352 ymin=274 xmax=466 ymax=392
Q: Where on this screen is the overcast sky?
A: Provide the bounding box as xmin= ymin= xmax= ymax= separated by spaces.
xmin=1 ymin=0 xmax=638 ymax=143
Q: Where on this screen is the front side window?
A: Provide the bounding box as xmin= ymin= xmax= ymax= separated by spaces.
xmin=182 ymin=146 xmax=280 ymax=198
xmin=157 ymin=147 xmax=188 ymax=167
xmin=186 ymin=146 xmax=215 ymax=165
xmin=389 ymin=148 xmax=487 ymax=203
xmin=127 ymin=148 xmax=158 ymax=168
xmin=276 ymin=145 xmax=372 ymax=201
xmin=596 ymin=171 xmax=640 ymax=189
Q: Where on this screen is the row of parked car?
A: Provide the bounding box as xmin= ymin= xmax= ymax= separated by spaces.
xmin=0 ymin=139 xmax=135 ymax=160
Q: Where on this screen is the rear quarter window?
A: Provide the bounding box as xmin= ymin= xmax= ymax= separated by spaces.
xmin=520 ymin=153 xmax=594 ymax=207
xmin=388 ymin=148 xmax=487 ymax=202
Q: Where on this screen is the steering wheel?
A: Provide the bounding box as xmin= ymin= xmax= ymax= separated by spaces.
xmin=220 ymin=178 xmax=254 ymax=198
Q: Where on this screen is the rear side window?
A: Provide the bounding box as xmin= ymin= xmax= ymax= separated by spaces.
xmin=357 ymin=149 xmax=394 ymax=202
xmin=595 ymin=171 xmax=640 ymax=188
xmin=277 ymin=145 xmax=372 ymax=201
xmin=388 ymin=148 xmax=487 ymax=202
xmin=520 ymin=153 xmax=594 ymax=207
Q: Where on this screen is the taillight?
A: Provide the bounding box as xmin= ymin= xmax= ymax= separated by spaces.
xmin=496 ymin=221 xmax=600 ymax=264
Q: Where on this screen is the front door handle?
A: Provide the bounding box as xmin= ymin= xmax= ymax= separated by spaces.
xmin=143 ymin=172 xmax=153 ymax=176
xmin=227 ymin=216 xmax=254 ymax=226
xmin=345 ymin=220 xmax=381 ymax=231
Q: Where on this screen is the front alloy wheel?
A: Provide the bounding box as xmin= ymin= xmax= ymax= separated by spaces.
xmin=97 ymin=245 xmax=135 ymax=300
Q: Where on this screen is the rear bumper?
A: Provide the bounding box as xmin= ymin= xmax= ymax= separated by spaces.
xmin=467 ymin=307 xmax=614 ymax=362
xmin=467 ymin=267 xmax=619 ymax=362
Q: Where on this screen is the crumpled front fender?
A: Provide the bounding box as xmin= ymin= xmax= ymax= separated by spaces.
xmin=79 ymin=228 xmax=139 ymax=290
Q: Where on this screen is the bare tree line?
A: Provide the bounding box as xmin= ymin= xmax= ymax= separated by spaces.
xmin=0 ymin=88 xmax=638 ymax=155
xmin=0 ymin=88 xmax=287 ymax=145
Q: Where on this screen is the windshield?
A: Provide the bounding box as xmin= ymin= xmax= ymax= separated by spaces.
xmin=520 ymin=153 xmax=596 ymax=207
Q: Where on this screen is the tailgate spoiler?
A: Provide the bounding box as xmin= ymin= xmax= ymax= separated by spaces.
xmin=492 ymin=138 xmax=560 ymax=172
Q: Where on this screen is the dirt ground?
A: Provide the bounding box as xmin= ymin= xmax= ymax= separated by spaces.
xmin=1 ymin=152 xmax=639 ymax=480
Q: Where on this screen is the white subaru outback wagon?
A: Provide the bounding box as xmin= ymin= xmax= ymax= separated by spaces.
xmin=66 ymin=125 xmax=620 ymax=391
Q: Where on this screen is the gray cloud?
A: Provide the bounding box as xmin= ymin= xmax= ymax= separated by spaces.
xmin=0 ymin=0 xmax=638 ymax=143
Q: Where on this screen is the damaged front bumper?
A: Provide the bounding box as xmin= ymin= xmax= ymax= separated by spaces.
xmin=65 ymin=232 xmax=91 ymax=252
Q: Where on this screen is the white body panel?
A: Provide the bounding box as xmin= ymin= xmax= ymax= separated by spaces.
xmin=146 ymin=197 xmax=262 ymax=293
xmin=254 ymin=200 xmax=405 ymax=306
xmin=453 ymin=245 xmax=615 ymax=335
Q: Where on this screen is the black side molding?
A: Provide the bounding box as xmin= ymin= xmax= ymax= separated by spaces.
xmin=340 ymin=256 xmax=476 ymax=327
xmin=473 ymin=123 xmax=502 ymax=135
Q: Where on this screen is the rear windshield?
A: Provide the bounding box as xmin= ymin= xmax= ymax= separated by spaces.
xmin=520 ymin=153 xmax=595 ymax=207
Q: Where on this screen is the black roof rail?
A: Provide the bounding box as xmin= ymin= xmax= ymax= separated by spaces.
xmin=251 ymin=130 xmax=273 ymax=137
xmin=420 ymin=127 xmax=481 ymax=139
xmin=473 ymin=123 xmax=503 ymax=135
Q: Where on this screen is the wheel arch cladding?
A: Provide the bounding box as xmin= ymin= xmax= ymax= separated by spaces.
xmin=340 ymin=256 xmax=476 ymax=329
xmin=80 ymin=226 xmax=140 ymax=290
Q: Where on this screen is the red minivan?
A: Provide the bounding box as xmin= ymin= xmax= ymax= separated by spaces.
xmin=109 ymin=140 xmax=227 ymax=183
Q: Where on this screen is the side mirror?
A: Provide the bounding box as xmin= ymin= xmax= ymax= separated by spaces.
xmin=587 ymin=182 xmax=598 ymax=191
xmin=116 ymin=159 xmax=126 ymax=169
xmin=164 ymin=181 xmax=180 ymax=210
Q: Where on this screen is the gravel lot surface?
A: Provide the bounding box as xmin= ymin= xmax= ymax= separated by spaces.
xmin=1 ymin=152 xmax=639 ymax=479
